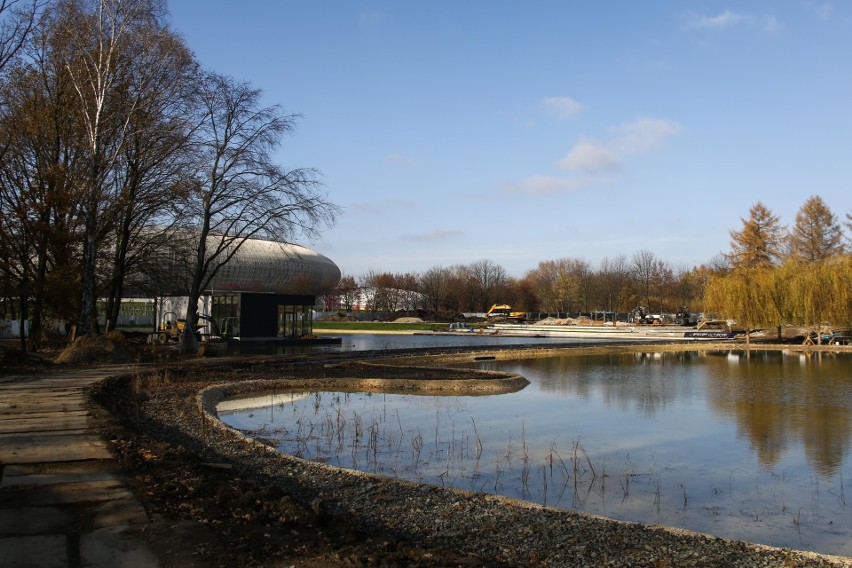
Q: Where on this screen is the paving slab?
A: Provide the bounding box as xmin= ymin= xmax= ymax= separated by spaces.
xmin=90 ymin=499 xmax=150 ymax=528
xmin=0 ymin=390 xmax=89 ymax=403
xmin=0 ymin=432 xmax=111 ymax=463
xmin=0 ymin=368 xmax=162 ymax=567
xmin=80 ymin=526 xmax=159 ymax=568
xmin=0 ymin=395 xmax=89 ymax=414
xmin=0 ymin=479 xmax=134 ymax=508
xmin=0 ymin=384 xmax=88 ymax=395
xmin=0 ymin=376 xmax=105 ymax=388
xmin=0 ymin=506 xmax=70 ymax=535
xmin=0 ymin=413 xmax=90 ymax=434
xmin=0 ymin=534 xmax=67 ymax=568
xmin=1 ymin=464 xmax=119 ymax=488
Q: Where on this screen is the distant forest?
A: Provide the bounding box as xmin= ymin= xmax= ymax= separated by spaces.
xmin=324 ymin=196 xmax=851 ymax=332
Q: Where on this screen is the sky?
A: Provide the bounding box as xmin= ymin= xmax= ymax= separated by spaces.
xmin=167 ymin=1 xmax=851 ymax=278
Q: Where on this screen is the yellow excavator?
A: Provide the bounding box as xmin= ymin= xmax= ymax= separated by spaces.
xmin=486 ymin=304 xmax=526 ymax=322
xmin=156 ymin=312 xmax=219 ymax=344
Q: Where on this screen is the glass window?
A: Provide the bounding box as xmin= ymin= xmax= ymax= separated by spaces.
xmin=212 ymin=294 xmax=239 ymax=337
xmin=276 ymin=304 xmax=313 ymax=338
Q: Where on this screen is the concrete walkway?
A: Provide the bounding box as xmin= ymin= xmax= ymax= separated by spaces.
xmin=0 ymin=368 xmax=159 ymax=568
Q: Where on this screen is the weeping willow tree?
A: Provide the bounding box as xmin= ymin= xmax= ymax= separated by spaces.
xmin=704 ymin=257 xmax=851 ymax=344
xmin=824 ymin=255 xmax=852 ymax=333
xmin=704 ymin=267 xmax=765 ymax=345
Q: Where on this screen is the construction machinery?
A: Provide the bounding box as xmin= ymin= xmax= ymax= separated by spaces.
xmin=156 ymin=312 xmax=220 ymax=344
xmin=486 ymin=304 xmax=526 ymax=322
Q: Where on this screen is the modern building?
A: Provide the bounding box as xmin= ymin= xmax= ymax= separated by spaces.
xmin=157 ymin=238 xmax=340 ymax=342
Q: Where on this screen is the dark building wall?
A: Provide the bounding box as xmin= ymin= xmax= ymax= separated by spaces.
xmin=239 ymin=293 xmax=315 ymax=338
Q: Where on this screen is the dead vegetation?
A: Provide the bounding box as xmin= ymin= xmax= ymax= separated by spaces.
xmin=54 ymin=330 xmax=137 ymax=364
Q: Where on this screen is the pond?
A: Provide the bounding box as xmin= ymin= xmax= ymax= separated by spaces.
xmin=282 ymin=332 xmax=606 ymax=354
xmin=218 ymin=349 xmax=852 ymax=557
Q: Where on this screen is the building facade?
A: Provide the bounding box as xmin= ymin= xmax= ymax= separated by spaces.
xmin=157 ymin=238 xmax=340 ymax=341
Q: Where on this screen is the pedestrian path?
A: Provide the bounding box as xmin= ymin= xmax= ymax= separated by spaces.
xmin=0 ymin=369 xmax=159 ymax=567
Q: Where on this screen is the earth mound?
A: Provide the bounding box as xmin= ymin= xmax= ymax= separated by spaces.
xmin=55 ymin=330 xmax=136 ymax=364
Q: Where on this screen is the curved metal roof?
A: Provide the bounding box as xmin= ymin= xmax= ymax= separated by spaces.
xmin=207 ymin=239 xmax=340 ymax=296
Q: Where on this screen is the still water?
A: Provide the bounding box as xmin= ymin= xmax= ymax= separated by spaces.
xmin=317 ymin=332 xmax=600 ymax=352
xmin=219 ymin=349 xmax=852 ymax=557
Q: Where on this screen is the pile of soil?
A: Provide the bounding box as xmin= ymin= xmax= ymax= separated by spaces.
xmin=55 ymin=330 xmax=137 ymax=364
xmin=319 ymin=313 xmax=358 ymax=322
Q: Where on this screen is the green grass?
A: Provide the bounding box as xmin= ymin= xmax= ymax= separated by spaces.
xmin=313 ymin=321 xmax=466 ymax=332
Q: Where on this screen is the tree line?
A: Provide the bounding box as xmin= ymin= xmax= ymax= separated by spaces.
xmin=705 ymin=196 xmax=851 ymax=338
xmin=326 ymin=254 xmax=706 ymax=320
xmin=0 ymin=0 xmax=336 ymax=352
xmin=327 ymin=196 xmax=851 ymax=331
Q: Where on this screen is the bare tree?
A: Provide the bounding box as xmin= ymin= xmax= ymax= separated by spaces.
xmin=0 ymin=0 xmax=41 ymax=74
xmin=52 ymin=0 xmax=184 ymax=335
xmin=468 ymin=258 xmax=508 ymax=312
xmin=0 ymin=0 xmax=53 ymax=349
xmin=444 ymin=264 xmax=473 ymax=313
xmin=597 ymin=255 xmax=629 ymax=315
xmin=631 ymin=249 xmax=656 ymax=312
xmin=523 ymin=260 xmax=559 ymax=313
xmin=419 ymin=265 xmax=451 ymax=315
xmin=0 ymin=12 xmax=87 ymax=350
xmin=395 ymin=272 xmax=420 ymax=312
xmin=359 ymin=270 xmax=400 ymax=314
xmin=329 ymin=274 xmax=358 ymax=312
xmin=540 ymin=258 xmax=590 ymax=315
xmin=100 ymin=25 xmax=198 ymax=330
xmin=179 ymin=72 xmax=337 ymax=352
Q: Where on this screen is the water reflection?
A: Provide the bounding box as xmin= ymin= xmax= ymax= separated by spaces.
xmin=704 ymin=350 xmax=852 ymax=477
xmin=484 ymin=352 xmax=701 ymax=417
xmin=220 ymin=349 xmax=852 ymax=556
xmin=230 ymin=333 xmax=604 ymax=356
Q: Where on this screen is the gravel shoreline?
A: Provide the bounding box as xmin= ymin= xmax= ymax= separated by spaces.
xmin=108 ymin=348 xmax=852 ymax=567
xmin=106 ymin=348 xmax=852 ymax=567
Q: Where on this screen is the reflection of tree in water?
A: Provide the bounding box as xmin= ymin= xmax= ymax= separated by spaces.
xmin=705 ymin=351 xmax=852 ymax=477
xmin=521 ymin=352 xmax=703 ymax=418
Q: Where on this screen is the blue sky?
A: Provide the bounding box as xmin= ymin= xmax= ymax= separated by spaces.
xmin=168 ymin=1 xmax=851 ymax=278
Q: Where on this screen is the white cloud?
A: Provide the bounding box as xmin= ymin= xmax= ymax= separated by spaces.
xmin=400 ymin=229 xmax=464 ymax=242
xmin=611 ymin=117 xmax=682 ymax=156
xmin=508 ymin=116 xmax=681 ymax=196
xmin=542 ymin=97 xmax=585 ymax=120
xmin=503 ymin=175 xmax=591 ymax=195
xmin=684 ymin=10 xmax=784 ymax=33
xmin=555 ymin=117 xmax=680 ymax=177
xmin=687 ymin=10 xmax=749 ymax=29
xmin=557 ymin=140 xmax=621 ymax=173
